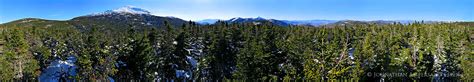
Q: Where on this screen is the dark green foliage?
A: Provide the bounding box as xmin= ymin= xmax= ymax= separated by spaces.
xmin=198 ymin=27 xmax=240 ymax=79
xmin=0 ymin=19 xmax=473 ymax=81
xmin=0 ymin=28 xmax=40 ymax=80
xmin=77 ymin=27 xmax=117 ymax=80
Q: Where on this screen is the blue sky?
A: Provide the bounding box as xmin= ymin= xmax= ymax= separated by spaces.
xmin=0 ymin=0 xmax=472 ymax=23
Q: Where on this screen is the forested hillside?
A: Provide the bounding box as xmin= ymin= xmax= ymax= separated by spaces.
xmin=0 ymin=19 xmax=473 ymax=81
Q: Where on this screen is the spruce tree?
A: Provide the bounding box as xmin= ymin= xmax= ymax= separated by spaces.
xmin=2 ymin=29 xmax=40 ymax=79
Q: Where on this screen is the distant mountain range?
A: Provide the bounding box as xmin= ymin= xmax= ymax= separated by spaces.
xmin=281 ymin=20 xmax=338 ymax=26
xmin=196 ymin=19 xmax=220 ymax=25
xmin=196 ymin=18 xmax=337 ymax=26
xmin=1 ymin=6 xmax=450 ymax=28
xmin=225 ymin=17 xmax=291 ymax=26
xmin=196 ymin=17 xmax=336 ymax=26
xmin=196 ymin=17 xmax=442 ymax=27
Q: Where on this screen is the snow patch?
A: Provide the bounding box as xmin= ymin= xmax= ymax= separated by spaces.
xmin=187 ymin=56 xmax=197 ymax=68
xmin=175 ymin=70 xmax=190 ymax=78
xmin=348 ymin=48 xmax=355 ymax=60
xmin=39 ymin=56 xmax=77 ymax=82
xmin=21 ymin=20 xmax=35 ymax=23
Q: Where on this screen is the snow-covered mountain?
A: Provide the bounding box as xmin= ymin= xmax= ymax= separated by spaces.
xmin=111 ymin=6 xmax=151 ymax=14
xmin=197 ymin=19 xmax=220 ymax=25
xmin=228 ymin=17 xmax=266 ymax=22
xmin=224 ymin=17 xmax=291 ymax=26
xmin=90 ymin=6 xmax=151 ymax=16
xmin=73 ymin=6 xmax=190 ymax=30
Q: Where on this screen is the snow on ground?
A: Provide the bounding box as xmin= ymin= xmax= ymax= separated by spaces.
xmin=175 ymin=56 xmax=198 ymax=79
xmin=187 ymin=56 xmax=197 ymax=68
xmin=39 ymin=56 xmax=115 ymax=81
xmin=39 ymin=56 xmax=77 ymax=82
xmin=348 ymin=48 xmax=355 ymax=60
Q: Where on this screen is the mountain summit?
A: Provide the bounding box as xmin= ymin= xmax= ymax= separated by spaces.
xmin=89 ymin=6 xmax=152 ymax=16
xmin=110 ymin=6 xmax=151 ymax=14
xmin=72 ymin=6 xmax=189 ymax=30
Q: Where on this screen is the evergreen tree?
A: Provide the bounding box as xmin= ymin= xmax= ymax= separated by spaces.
xmin=199 ymin=28 xmax=241 ymax=80
xmin=77 ymin=27 xmax=117 ymax=80
xmin=171 ymin=32 xmax=193 ymax=79
xmin=2 ymin=29 xmax=40 ymax=80
xmin=234 ymin=37 xmax=271 ymax=79
xmin=0 ymin=29 xmax=14 ymax=80
xmin=0 ymin=18 xmax=473 ymax=81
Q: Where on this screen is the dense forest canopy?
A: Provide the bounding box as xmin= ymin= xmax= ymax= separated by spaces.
xmin=0 ymin=18 xmax=473 ymax=81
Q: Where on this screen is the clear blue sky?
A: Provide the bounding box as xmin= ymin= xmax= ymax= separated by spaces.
xmin=0 ymin=0 xmax=472 ymax=23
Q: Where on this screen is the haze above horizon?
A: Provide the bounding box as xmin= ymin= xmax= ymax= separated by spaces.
xmin=0 ymin=0 xmax=473 ymax=23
